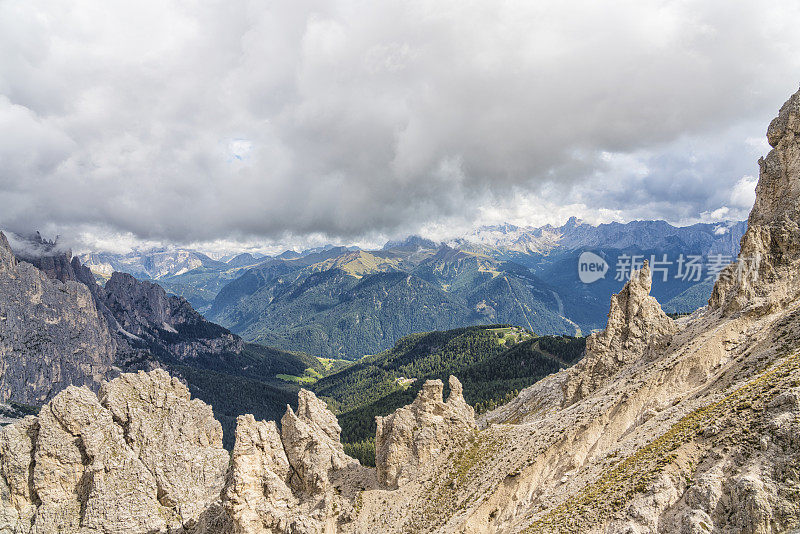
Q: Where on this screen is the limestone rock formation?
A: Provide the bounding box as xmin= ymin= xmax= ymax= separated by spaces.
xmin=0 ymin=369 xmax=229 ymax=534
xmin=563 ymin=261 xmax=676 ymax=405
xmin=0 ymin=416 xmax=37 ymax=533
xmin=0 ymin=232 xmax=119 ymax=404
xmin=99 ymin=370 xmax=230 ymax=525
xmin=224 ymin=415 xmax=297 ymax=534
xmin=281 ymin=389 xmax=358 ymax=494
xmin=32 ymin=385 xmax=168 ymax=534
xmin=375 ymin=376 xmax=476 ymax=488
xmin=711 ymin=87 xmax=800 ymax=315
xmin=225 ymin=390 xmax=371 ymax=534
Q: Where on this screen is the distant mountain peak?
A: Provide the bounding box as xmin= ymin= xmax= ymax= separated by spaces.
xmin=382 ymin=235 xmax=439 ymax=251
xmin=8 ymin=231 xmax=68 ymax=260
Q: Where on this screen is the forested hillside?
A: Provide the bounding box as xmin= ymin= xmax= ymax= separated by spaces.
xmin=310 ymin=325 xmax=586 ymax=464
xmin=162 ymin=343 xmax=325 ymax=449
xmin=208 ymin=246 xmax=578 ymax=359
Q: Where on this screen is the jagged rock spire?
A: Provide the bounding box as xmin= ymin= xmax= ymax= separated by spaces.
xmin=224 ymin=388 xmax=368 ymax=533
xmin=563 ymin=261 xmax=676 ymax=405
xmin=375 ymin=375 xmax=476 ymax=488
xmin=710 ymin=87 xmax=800 ymax=315
xmin=0 ymin=232 xmax=16 ymax=272
xmin=281 ymin=388 xmax=357 ymax=494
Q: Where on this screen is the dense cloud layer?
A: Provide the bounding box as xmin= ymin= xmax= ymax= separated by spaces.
xmin=0 ymin=0 xmax=798 ymax=250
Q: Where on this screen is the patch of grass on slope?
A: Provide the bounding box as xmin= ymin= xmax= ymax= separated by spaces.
xmin=276 ymin=357 xmax=352 ymax=385
xmin=407 ymin=430 xmax=506 ymax=532
xmin=525 ymin=349 xmax=800 ymax=533
xmin=277 ymin=367 xmax=322 ymax=385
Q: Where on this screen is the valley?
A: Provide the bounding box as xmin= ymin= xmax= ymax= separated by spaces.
xmin=2 ymin=2 xmax=798 ymax=531
xmin=80 ymin=219 xmax=746 ymax=360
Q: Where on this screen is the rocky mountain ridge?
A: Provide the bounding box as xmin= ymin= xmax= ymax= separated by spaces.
xmin=0 ymin=232 xmax=120 ymax=405
xmin=5 ymin=87 xmax=800 ymax=533
xmin=2 ymin=90 xmax=800 ymax=533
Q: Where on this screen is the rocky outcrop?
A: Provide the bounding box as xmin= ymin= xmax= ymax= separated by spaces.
xmin=710 ymin=87 xmax=800 ymax=315
xmin=224 ymin=390 xmax=371 ymax=534
xmin=224 ymin=415 xmax=295 ymax=534
xmin=0 ymin=369 xmax=229 ymax=534
xmin=0 ymin=232 xmax=119 ymax=404
xmin=375 ymin=376 xmax=476 ymax=488
xmin=103 ymin=271 xmax=244 ymax=360
xmin=99 ymin=370 xmax=230 ymax=524
xmin=32 ymin=385 xmax=168 ymax=533
xmin=563 ymin=261 xmax=676 ymax=405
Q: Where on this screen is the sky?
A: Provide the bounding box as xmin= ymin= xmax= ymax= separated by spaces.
xmin=1 ymin=0 xmax=799 ymax=254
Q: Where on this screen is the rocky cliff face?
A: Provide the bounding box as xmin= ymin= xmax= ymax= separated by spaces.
xmin=102 ymin=271 xmax=243 ymax=361
xmin=0 ymin=370 xmax=229 ymax=534
xmin=0 ymin=232 xmax=119 ymax=404
xmin=10 ymin=231 xmax=245 ymax=363
xmin=1 ymin=231 xmax=245 ymax=408
xmin=711 ymin=87 xmax=800 ymax=315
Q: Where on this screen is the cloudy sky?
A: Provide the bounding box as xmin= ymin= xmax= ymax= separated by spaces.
xmin=1 ymin=0 xmax=799 ymax=253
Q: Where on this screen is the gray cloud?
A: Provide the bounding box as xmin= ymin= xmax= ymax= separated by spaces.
xmin=1 ymin=0 xmax=799 ymax=250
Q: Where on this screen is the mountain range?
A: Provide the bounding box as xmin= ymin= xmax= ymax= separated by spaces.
xmin=0 ymin=233 xmax=317 ymax=447
xmin=80 ymin=218 xmax=746 ymax=359
xmin=0 ymin=86 xmax=798 ymax=534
